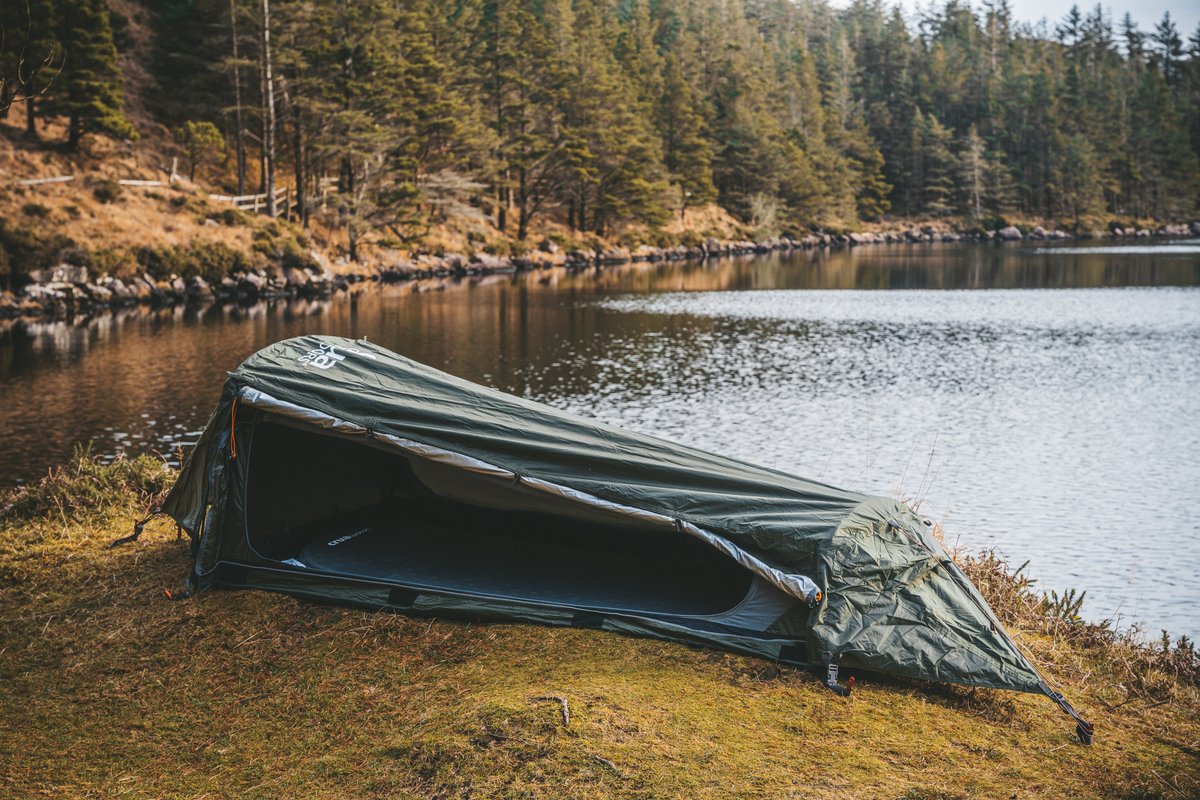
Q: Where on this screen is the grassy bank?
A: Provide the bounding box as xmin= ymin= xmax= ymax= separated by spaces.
xmin=2 ymin=454 xmax=1198 ymax=798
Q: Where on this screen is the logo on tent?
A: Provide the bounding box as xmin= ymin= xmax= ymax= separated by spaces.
xmin=297 ymin=343 xmax=378 ymax=371
xmin=327 ymin=527 xmax=371 ymax=547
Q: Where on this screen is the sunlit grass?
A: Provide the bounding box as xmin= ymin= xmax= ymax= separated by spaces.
xmin=1 ymin=457 xmax=1197 ymax=798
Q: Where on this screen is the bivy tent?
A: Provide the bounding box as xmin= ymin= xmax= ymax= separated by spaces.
xmin=146 ymin=335 xmax=1093 ymax=742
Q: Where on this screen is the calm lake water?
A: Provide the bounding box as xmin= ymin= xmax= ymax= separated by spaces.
xmin=2 ymin=240 xmax=1198 ymax=639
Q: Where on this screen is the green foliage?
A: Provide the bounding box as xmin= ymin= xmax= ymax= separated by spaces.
xmin=173 ymin=121 xmax=225 ymax=182
xmin=21 ymin=203 xmax=51 ymax=218
xmin=136 ymin=240 xmax=247 ymax=283
xmin=51 ymin=0 xmax=136 ymax=147
xmin=209 ymin=207 xmax=250 ymax=227
xmin=0 ymin=445 xmax=172 ymax=524
xmin=251 ymin=224 xmax=317 ymax=272
xmin=0 ymin=218 xmax=74 ymax=286
xmin=91 ymin=179 xmax=123 ymax=204
xmin=15 ymin=0 xmax=1200 ymax=240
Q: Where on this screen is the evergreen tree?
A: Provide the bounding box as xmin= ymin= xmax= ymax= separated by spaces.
xmin=23 ymin=0 xmax=1196 ymax=254
xmin=919 ymin=112 xmax=955 ymax=215
xmin=959 ymin=124 xmax=987 ymax=217
xmin=659 ymin=54 xmax=717 ymax=213
xmin=54 ymin=0 xmax=135 ymax=148
xmin=1153 ymin=12 xmax=1185 ymax=86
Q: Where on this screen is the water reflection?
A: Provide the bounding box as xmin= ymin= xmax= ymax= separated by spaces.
xmin=1 ymin=240 xmax=1198 ymax=638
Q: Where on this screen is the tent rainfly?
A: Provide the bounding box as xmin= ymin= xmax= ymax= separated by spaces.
xmin=138 ymin=335 xmax=1093 ymax=743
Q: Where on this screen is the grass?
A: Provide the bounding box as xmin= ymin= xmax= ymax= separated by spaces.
xmin=1 ymin=456 xmax=1198 ymax=799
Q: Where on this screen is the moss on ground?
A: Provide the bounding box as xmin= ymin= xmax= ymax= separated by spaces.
xmin=1 ymin=457 xmax=1198 ymax=799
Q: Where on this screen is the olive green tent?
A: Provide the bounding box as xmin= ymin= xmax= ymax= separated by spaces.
xmin=153 ymin=335 xmax=1092 ymax=742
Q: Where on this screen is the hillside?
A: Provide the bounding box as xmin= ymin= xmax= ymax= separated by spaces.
xmin=1 ymin=455 xmax=1198 ymax=798
xmin=4 ymin=0 xmax=1200 ymax=299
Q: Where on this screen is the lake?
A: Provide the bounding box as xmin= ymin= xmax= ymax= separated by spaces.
xmin=2 ymin=239 xmax=1198 ymax=639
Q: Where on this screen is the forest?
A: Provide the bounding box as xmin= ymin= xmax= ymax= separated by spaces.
xmin=3 ymin=0 xmax=1200 ymax=247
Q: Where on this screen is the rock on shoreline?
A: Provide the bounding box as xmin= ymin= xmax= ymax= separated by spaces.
xmin=4 ymin=221 xmax=1199 ymax=320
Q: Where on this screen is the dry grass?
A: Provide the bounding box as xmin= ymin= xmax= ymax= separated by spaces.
xmin=0 ymin=121 xmax=320 ymax=283
xmin=2 ymin=457 xmax=1199 ymax=799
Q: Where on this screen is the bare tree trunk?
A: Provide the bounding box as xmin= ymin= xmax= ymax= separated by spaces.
xmin=516 ymin=167 xmax=530 ymax=240
xmin=229 ymin=0 xmax=246 ymax=195
xmin=279 ymin=75 xmax=305 ymax=225
xmin=260 ymin=0 xmax=276 ymax=217
xmin=26 ymin=98 xmax=37 ymax=139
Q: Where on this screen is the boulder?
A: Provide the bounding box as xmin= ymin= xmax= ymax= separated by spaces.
xmin=632 ymin=245 xmax=663 ymax=262
xmin=470 ymin=253 xmax=515 ymax=272
xmin=538 ymin=238 xmax=560 ymax=254
xmin=21 ymin=284 xmax=66 ymax=306
xmin=442 ymin=253 xmax=468 ymax=271
xmin=27 ymin=264 xmax=89 ymax=285
xmin=0 ymin=291 xmax=20 ymax=316
xmin=1191 ymin=221 xmax=1200 ymax=236
xmin=1136 ymin=228 xmax=1151 ymax=238
xmin=128 ymin=276 xmax=154 ymax=301
xmin=597 ymin=247 xmax=631 ymax=265
xmin=238 ymin=272 xmax=266 ymax=299
xmin=186 ymin=275 xmax=214 ymax=300
xmin=996 ymin=226 xmax=1023 ymax=241
xmin=82 ymin=283 xmax=113 ymax=304
xmin=565 ymin=249 xmax=593 ymax=267
xmin=101 ymin=277 xmax=134 ymax=302
xmin=1030 ymin=226 xmax=1047 ymax=240
xmin=284 ymin=266 xmax=312 ymax=289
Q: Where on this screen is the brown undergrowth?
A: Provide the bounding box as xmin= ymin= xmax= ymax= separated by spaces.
xmin=1 ymin=455 xmax=1198 ymax=798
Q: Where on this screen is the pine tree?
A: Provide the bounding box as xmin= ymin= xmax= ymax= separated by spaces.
xmin=564 ymin=0 xmax=668 ymax=234
xmin=1153 ymin=12 xmax=1185 ymax=87
xmin=54 ymin=0 xmax=135 ymax=148
xmin=920 ymin=112 xmax=955 ymax=216
xmin=1053 ymin=131 xmax=1104 ymax=223
xmin=959 ymin=124 xmax=987 ymax=217
xmin=659 ymin=54 xmax=716 ymax=213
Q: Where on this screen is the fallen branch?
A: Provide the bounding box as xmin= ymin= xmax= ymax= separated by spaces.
xmin=532 ymin=695 xmax=569 ymax=727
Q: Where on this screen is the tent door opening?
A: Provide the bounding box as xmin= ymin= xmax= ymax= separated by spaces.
xmin=243 ymin=418 xmax=756 ymax=617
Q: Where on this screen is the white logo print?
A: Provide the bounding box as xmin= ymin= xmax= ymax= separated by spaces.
xmin=327 ymin=527 xmax=370 ymax=546
xmin=297 ymin=342 xmax=378 ymax=371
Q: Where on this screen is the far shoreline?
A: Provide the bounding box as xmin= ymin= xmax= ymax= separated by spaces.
xmin=4 ymin=221 xmax=1199 ymax=323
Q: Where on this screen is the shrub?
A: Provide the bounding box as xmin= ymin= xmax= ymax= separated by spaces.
xmin=0 ymin=445 xmax=173 ymax=524
xmin=0 ymin=219 xmax=75 ymax=283
xmin=209 ymin=207 xmax=249 ymax=227
xmin=137 ymin=240 xmax=247 ymax=283
xmin=92 ymin=179 xmax=123 ymax=204
xmin=252 ymin=226 xmax=318 ymax=272
xmin=21 ymin=203 xmax=51 ymax=218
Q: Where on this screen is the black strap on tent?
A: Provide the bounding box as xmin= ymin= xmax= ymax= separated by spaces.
xmin=108 ymin=509 xmax=164 ymax=548
xmin=1038 ymin=679 xmax=1095 ymax=745
xmin=821 ymin=651 xmax=854 ymax=697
